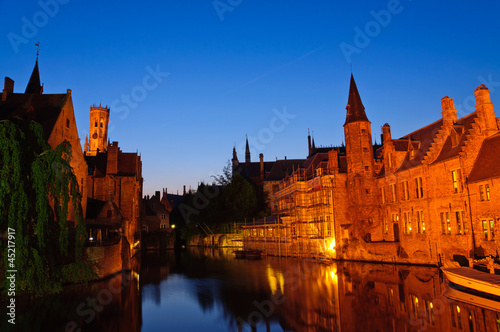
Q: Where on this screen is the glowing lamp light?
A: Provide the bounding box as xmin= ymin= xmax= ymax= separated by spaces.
xmin=171 ymin=224 xmax=176 ymax=229
xmin=328 ymin=239 xmax=336 ymax=252
xmin=89 ymin=236 xmax=94 ymax=241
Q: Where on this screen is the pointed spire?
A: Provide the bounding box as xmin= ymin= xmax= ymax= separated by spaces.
xmin=312 ymin=137 xmax=316 ymax=150
xmin=84 ymin=135 xmax=89 ymax=152
xmin=25 ymin=58 xmax=43 ymax=94
xmin=344 ymin=74 xmax=368 ymax=125
xmin=245 ymin=135 xmax=250 ymax=164
xmin=307 ymin=129 xmax=312 ymax=156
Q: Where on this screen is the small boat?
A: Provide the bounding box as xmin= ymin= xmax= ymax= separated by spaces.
xmin=234 ymin=250 xmax=246 ymax=259
xmin=445 ymin=287 xmax=500 ymax=312
xmin=245 ymin=250 xmax=263 ymax=260
xmin=441 ymin=267 xmax=500 ymax=297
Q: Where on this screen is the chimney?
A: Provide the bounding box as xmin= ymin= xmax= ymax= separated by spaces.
xmin=328 ymin=149 xmax=339 ymax=174
xmin=441 ymin=96 xmax=457 ymax=128
xmin=382 ymin=123 xmax=392 ymax=144
xmin=259 ymin=153 xmax=264 ymax=180
xmin=474 ymin=84 xmax=498 ymax=134
xmin=155 ymin=190 xmax=160 ymax=199
xmin=183 ymin=185 xmax=186 ymax=195
xmin=2 ymin=77 xmax=14 ymax=101
xmin=106 ymin=141 xmax=120 ymax=174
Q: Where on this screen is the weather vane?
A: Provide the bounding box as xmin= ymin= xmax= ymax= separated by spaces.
xmin=35 ymin=42 xmax=40 ymax=59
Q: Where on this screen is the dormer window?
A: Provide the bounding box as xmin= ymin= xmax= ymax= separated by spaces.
xmin=451 ymin=130 xmax=459 ymax=147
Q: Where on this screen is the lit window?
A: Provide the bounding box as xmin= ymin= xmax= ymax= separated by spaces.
xmin=403 ymin=212 xmax=411 ymax=234
xmin=417 ymin=211 xmax=425 ymax=234
xmin=486 ymin=184 xmax=491 ymax=201
xmin=480 ymin=185 xmax=485 ymax=201
xmin=452 ymin=170 xmax=461 ymax=193
xmin=456 ymin=211 xmax=464 ymax=235
xmin=441 ymin=212 xmax=451 ymax=234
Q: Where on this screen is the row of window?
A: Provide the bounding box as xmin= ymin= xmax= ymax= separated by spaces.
xmin=245 ymin=223 xmax=333 ymax=238
xmin=381 ymin=177 xmax=424 ymax=203
xmin=381 ymin=173 xmax=492 ymax=203
xmin=383 ymin=210 xmax=495 ymax=240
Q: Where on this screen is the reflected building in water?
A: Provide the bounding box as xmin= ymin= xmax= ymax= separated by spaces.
xmin=140 ymin=248 xmax=500 ymax=332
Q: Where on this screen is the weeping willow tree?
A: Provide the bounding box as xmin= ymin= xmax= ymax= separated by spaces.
xmin=0 ymin=119 xmax=95 ymax=296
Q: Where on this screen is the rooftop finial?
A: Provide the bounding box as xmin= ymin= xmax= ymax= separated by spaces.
xmin=35 ymin=42 xmax=40 ymax=60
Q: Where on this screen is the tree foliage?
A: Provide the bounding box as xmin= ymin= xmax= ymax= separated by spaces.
xmin=0 ymin=119 xmax=91 ymax=296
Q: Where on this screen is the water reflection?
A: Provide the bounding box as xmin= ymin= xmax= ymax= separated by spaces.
xmin=141 ymin=247 xmax=500 ymax=332
xmin=0 ymin=270 xmax=141 ymax=332
xmin=6 ymin=248 xmax=500 ymax=331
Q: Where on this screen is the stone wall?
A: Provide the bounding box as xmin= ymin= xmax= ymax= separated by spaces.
xmin=84 ymin=236 xmax=130 ymax=279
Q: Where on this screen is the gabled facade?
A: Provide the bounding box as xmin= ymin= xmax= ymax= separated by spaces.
xmin=245 ymin=75 xmax=500 ymax=266
xmin=0 ymin=60 xmax=88 ymax=220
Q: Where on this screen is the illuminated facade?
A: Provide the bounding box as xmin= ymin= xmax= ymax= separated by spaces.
xmin=245 ymin=75 xmax=500 ymax=265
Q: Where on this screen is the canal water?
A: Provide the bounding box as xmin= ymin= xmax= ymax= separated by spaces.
xmin=4 ymin=247 xmax=500 ymax=331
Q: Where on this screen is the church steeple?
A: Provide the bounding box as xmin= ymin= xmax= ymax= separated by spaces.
xmin=344 ymin=74 xmax=368 ymax=125
xmin=25 ymin=58 xmax=43 ymax=94
xmin=232 ymin=145 xmax=239 ymax=168
xmin=245 ymin=136 xmax=251 ymax=164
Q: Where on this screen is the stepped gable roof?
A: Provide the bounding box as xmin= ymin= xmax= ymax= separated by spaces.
xmin=433 ymin=112 xmax=477 ymax=164
xmin=468 ymin=133 xmax=500 ymax=183
xmin=264 ymin=159 xmax=305 ymax=181
xmin=0 ymin=93 xmax=68 ymax=139
xmin=395 ymin=112 xmax=478 ymax=171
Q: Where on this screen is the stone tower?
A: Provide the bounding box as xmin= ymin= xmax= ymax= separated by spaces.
xmin=87 ymin=104 xmax=110 ymax=153
xmin=344 ymin=74 xmax=374 ymax=176
xmin=343 ymin=74 xmax=379 ymax=240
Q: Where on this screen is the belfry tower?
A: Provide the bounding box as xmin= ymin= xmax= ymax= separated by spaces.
xmin=85 ymin=104 xmax=110 ymax=154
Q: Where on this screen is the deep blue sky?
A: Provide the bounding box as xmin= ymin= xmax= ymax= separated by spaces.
xmin=1 ymin=0 xmax=499 ymax=196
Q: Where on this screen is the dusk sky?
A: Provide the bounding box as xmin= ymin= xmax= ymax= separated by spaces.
xmin=1 ymin=0 xmax=499 ymax=196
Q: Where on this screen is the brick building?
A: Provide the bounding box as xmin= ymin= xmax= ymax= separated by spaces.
xmin=244 ymin=74 xmax=500 ymax=265
xmin=143 ymin=189 xmax=174 ymax=232
xmin=85 ymin=104 xmax=143 ymax=254
xmin=0 ymin=58 xmax=88 ymax=220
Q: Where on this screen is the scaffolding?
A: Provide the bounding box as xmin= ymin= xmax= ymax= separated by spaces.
xmin=243 ymin=165 xmax=337 ymax=260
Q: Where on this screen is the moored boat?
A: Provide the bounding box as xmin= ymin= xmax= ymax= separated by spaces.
xmin=245 ymin=250 xmax=263 ymax=260
xmin=442 ymin=267 xmax=500 ymax=298
xmin=234 ymin=250 xmax=246 ymax=259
